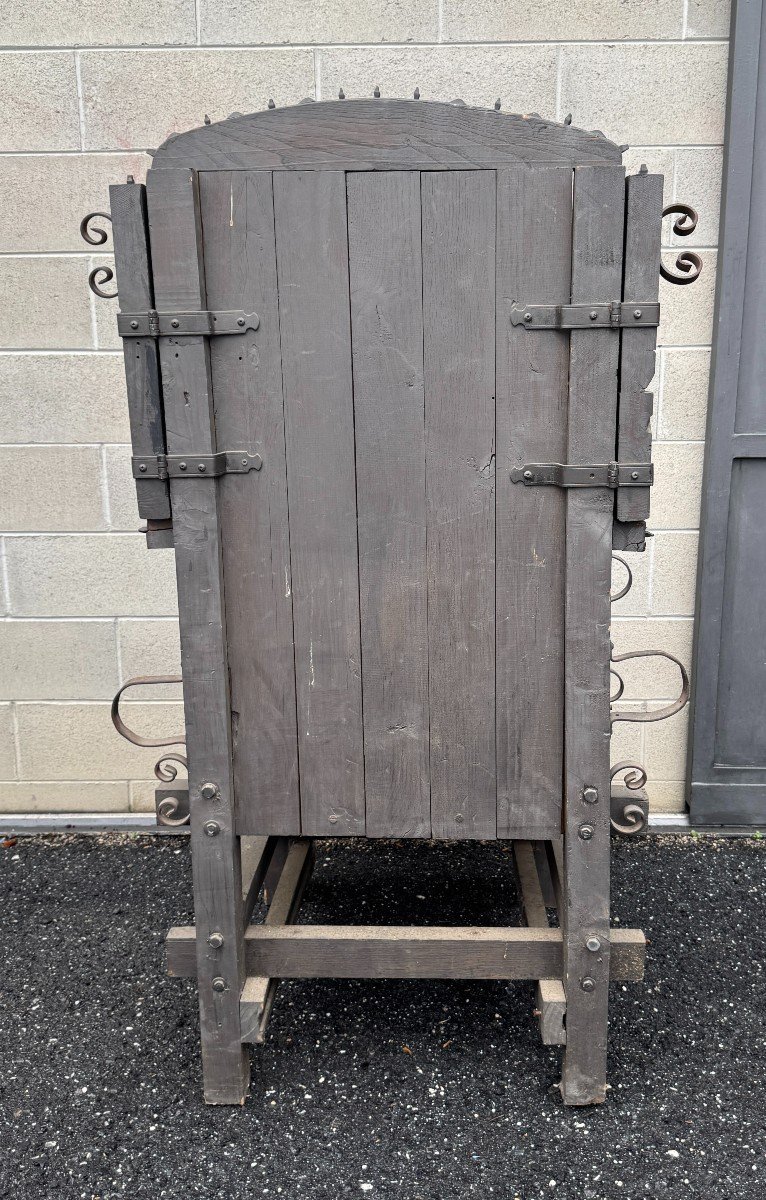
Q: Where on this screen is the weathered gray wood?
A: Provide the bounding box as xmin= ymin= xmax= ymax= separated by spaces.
xmin=514 ymin=841 xmax=567 ymax=1045
xmin=109 ymin=182 xmax=170 ymax=520
xmin=146 ymin=166 xmax=248 ymax=1105
xmin=617 ymin=172 xmax=662 ymax=522
xmin=272 ymin=170 xmax=364 ymax=836
xmin=240 ymin=835 xmax=280 ymax=925
xmin=347 ymin=171 xmax=430 ymax=838
xmin=167 ymin=924 xmax=645 ymax=981
xmin=496 ymin=168 xmax=570 ymax=839
xmin=689 ymin=0 xmax=766 ymax=826
xmin=240 ymin=839 xmax=314 ymax=1044
xmin=561 ymin=163 xmax=625 ymax=1106
xmin=153 ymin=101 xmax=621 ymax=173
xmin=612 ymin=519 xmax=646 ymax=553
xmin=199 ymin=171 xmax=300 ymax=835
xmin=422 ymin=170 xmax=496 ymax=839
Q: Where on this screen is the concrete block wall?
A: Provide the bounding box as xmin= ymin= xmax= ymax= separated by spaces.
xmin=0 ymin=1 xmax=730 ymax=817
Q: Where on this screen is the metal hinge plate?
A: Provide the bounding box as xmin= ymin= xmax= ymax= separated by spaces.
xmin=133 ymin=451 xmax=263 ymax=480
xmin=510 ymin=301 xmax=659 ymax=330
xmin=117 ymin=309 xmax=259 ymax=337
xmin=510 ymin=462 xmax=654 ymax=489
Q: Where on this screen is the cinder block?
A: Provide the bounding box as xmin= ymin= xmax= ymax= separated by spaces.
xmin=650 ymin=532 xmax=699 ymax=617
xmin=117 ymin=619 xmax=182 ymax=700
xmin=659 ymin=348 xmax=711 ymax=441
xmin=610 ymin=704 xmax=644 ymax=766
xmin=201 ymin=0 xmax=438 ymax=45
xmin=0 ymin=704 xmax=17 ymax=778
xmin=610 ymin=544 xmax=650 ymax=617
xmin=443 ymin=0 xmax=683 ymax=42
xmin=610 ymin=618 xmax=693 ymax=700
xmin=15 ymin=700 xmax=185 ymax=779
xmin=647 ymin=780 xmax=686 ymax=814
xmin=91 ymin=258 xmax=122 ymax=350
xmin=0 ymin=780 xmax=129 ymax=813
xmin=559 ymin=43 xmax=728 ymax=145
xmin=673 ymin=148 xmax=723 ymax=248
xmin=0 ymin=620 xmax=118 ymax=699
xmin=686 ymin=0 xmax=731 ymax=38
xmin=80 ymin=50 xmax=316 ymax=151
xmin=319 ymin=45 xmax=558 ymax=112
xmin=4 ymin=534 xmax=178 ymax=617
xmin=658 ymin=251 xmax=717 ymax=347
xmin=0 ymin=446 xmax=105 ymax=532
xmin=104 ymin=445 xmax=139 ymax=531
xmin=0 ymin=354 xmax=130 ymax=445
xmin=129 ymin=780 xmax=162 ymax=813
xmin=0 ymin=259 xmax=94 ymax=350
xmin=643 ymin=707 xmax=689 ymax=780
xmin=651 ymin=442 xmax=705 ymax=530
xmin=3 ymin=0 xmax=195 ymax=47
xmin=0 ymin=154 xmax=148 ymax=254
xmin=0 ymin=53 xmax=80 ymax=151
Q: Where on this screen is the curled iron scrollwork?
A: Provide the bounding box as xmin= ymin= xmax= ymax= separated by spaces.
xmin=610 ymin=762 xmax=649 ymax=835
xmin=610 ymin=669 xmax=625 ymax=703
xmin=610 ymin=554 xmax=633 ymax=603
xmin=88 ymin=265 xmax=118 ymax=299
xmin=81 ymin=211 xmax=118 ymax=298
xmin=661 ymin=203 xmax=702 ymax=285
xmin=111 ymin=676 xmax=188 ymax=825
xmin=609 ymin=649 xmax=690 ymax=725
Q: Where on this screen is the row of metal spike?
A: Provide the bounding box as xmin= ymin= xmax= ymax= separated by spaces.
xmin=210 ymin=94 xmax=578 ymax=121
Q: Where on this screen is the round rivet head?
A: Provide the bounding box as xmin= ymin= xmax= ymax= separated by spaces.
xmin=328 ymin=813 xmax=339 ymax=825
xmin=171 ymin=319 xmax=180 ymax=329
xmin=579 ymin=823 xmax=595 ymax=841
xmin=581 ymin=977 xmax=596 ymax=993
xmin=237 ymin=316 xmax=245 ymax=327
xmin=200 ymin=782 xmax=218 ymax=801
xmin=207 ymin=931 xmax=224 ymax=949
xmin=138 ymin=463 xmax=147 ymax=473
xmin=586 ymin=937 xmax=602 ymax=953
xmin=633 ymin=309 xmax=642 ymax=319
xmin=203 ymin=820 xmax=220 ymax=838
xmin=523 ymin=469 xmax=533 ymax=480
xmin=198 ymin=463 xmax=206 ymax=472
xmin=589 ymin=310 xmax=598 ymax=321
xmin=130 ymin=320 xmax=139 ymax=330
xmin=524 ymin=312 xmax=532 ymax=322
xmin=179 ymin=461 xmax=187 ymax=471
xmin=582 ymin=786 xmax=598 ymax=805
xmin=211 ymin=976 xmax=226 ymax=993
xmin=631 ymin=471 xmax=639 ymax=480
xmin=455 ymin=813 xmax=465 ymax=824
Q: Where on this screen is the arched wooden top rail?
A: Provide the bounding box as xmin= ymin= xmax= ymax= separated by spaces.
xmin=151 ymin=99 xmax=622 ymax=172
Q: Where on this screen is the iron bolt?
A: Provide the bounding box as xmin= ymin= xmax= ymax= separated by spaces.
xmin=582 ymin=786 xmax=598 ymax=804
xmin=328 ymin=813 xmax=339 ymax=825
xmin=631 ymin=471 xmax=639 ymax=480
xmin=130 ymin=320 xmax=139 ymax=330
xmin=203 ymin=820 xmax=220 ymax=837
xmin=523 ymin=469 xmax=533 ymax=480
xmin=523 ymin=312 xmax=533 ymax=322
xmin=179 ymin=461 xmax=187 ymax=471
xmin=211 ymin=976 xmax=226 ymax=993
xmin=581 ymin=977 xmax=596 ymax=993
xmin=207 ymin=932 xmax=224 ymax=949
xmin=578 ymin=823 xmax=595 ymax=841
xmin=589 ymin=309 xmax=598 ymax=320
xmin=171 ymin=319 xmax=180 ymax=328
xmin=198 ymin=463 xmax=206 ymax=472
xmin=633 ymin=309 xmax=642 ymax=319
xmin=455 ymin=813 xmax=465 ymax=824
xmin=200 ymin=782 xmax=219 ymax=801
xmin=586 ymin=937 xmax=602 ymax=953
xmin=237 ymin=317 xmax=245 ymax=327
xmin=138 ymin=463 xmax=147 ymax=473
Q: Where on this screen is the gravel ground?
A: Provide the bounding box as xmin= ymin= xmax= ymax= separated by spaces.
xmin=1 ymin=833 xmax=764 ymax=1200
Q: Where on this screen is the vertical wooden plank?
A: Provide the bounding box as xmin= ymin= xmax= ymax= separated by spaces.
xmin=496 ymin=167 xmax=571 ymax=839
xmin=422 ymin=170 xmax=496 ymax=840
xmin=273 ymin=171 xmax=364 ymax=836
xmin=617 ymin=171 xmax=663 ymax=522
xmin=561 ymin=163 xmax=625 ymax=1106
xmin=347 ymin=171 xmax=430 ymax=838
xmin=109 ymin=182 xmax=170 ymax=520
xmin=199 ymin=171 xmax=300 ymax=836
xmin=145 ymin=167 xmax=248 ymax=1104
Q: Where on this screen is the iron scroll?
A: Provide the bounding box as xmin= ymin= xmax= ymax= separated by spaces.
xmin=80 ymin=210 xmax=118 ymax=299
xmin=661 ymin=204 xmax=703 ymax=285
xmin=111 ymin=676 xmax=189 ymax=825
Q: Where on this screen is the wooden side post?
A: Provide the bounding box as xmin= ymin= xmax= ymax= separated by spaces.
xmin=561 ymin=163 xmax=625 ymax=1105
xmin=145 ymin=167 xmax=249 ymax=1104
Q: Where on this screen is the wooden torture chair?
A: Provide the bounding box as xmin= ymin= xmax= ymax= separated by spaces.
xmin=87 ymin=98 xmax=698 ymax=1105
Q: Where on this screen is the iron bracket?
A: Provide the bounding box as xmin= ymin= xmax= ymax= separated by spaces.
xmin=510 ymin=301 xmax=659 ymax=330
xmin=117 ymin=309 xmax=259 ymax=337
xmin=510 ymin=462 xmax=654 ymax=489
xmin=133 ymin=451 xmax=263 ymax=480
